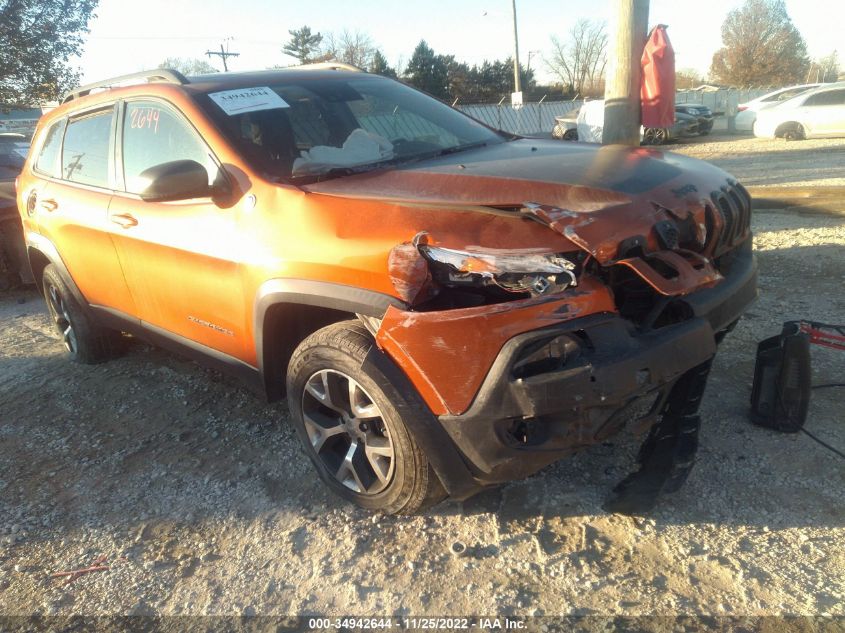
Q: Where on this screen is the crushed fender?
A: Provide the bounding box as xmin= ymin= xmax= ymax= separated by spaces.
xmin=375 ymin=276 xmax=615 ymax=416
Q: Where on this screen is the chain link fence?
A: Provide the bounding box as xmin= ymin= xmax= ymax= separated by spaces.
xmin=457 ymin=101 xmax=582 ymax=136
xmin=457 ymin=88 xmax=781 ymax=135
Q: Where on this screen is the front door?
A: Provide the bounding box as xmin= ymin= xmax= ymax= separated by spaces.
xmin=107 ymin=98 xmax=249 ymax=361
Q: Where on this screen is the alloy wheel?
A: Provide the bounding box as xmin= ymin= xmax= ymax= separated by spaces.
xmin=46 ymin=283 xmax=77 ymax=354
xmin=301 ymin=369 xmax=395 ymax=495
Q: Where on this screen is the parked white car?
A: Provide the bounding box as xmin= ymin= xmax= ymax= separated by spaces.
xmin=735 ymin=83 xmax=821 ymax=132
xmin=754 ymin=83 xmax=845 ymax=140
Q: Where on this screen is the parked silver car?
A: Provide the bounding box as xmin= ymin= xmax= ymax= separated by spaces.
xmin=754 ymin=82 xmax=845 ymax=140
xmin=735 ymin=83 xmax=822 ymax=132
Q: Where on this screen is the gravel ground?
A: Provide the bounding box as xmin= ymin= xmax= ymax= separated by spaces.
xmin=670 ymin=133 xmax=845 ymax=188
xmin=0 ymin=210 xmax=844 ymax=620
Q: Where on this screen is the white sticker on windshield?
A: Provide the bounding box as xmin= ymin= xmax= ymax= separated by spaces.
xmin=208 ymin=87 xmax=290 ymax=116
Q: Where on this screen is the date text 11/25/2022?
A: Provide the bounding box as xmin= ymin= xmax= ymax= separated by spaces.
xmin=306 ymin=616 xmax=528 ymax=630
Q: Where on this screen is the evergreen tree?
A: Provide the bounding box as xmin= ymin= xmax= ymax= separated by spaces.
xmin=283 ymin=26 xmax=323 ymax=64
xmin=370 ymin=50 xmax=397 ymax=78
xmin=404 ymin=40 xmax=449 ymax=100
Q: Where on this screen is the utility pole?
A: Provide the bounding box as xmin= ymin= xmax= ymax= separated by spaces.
xmin=602 ymin=0 xmax=649 ymax=145
xmin=206 ymin=39 xmax=240 ymax=72
xmin=511 ymin=0 xmax=521 ymax=94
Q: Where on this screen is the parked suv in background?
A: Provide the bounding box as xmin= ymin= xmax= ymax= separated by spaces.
xmin=18 ymin=65 xmax=757 ymax=514
xmin=0 ymin=132 xmax=34 ymax=289
xmin=675 ymin=104 xmax=713 ymax=135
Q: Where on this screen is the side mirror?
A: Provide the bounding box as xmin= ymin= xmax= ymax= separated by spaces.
xmin=138 ymin=160 xmax=211 ymax=202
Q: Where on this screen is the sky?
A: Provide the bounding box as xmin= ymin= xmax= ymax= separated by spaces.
xmin=78 ymin=0 xmax=843 ymax=86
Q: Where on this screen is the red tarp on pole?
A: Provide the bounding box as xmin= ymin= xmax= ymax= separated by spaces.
xmin=641 ymin=25 xmax=675 ymax=128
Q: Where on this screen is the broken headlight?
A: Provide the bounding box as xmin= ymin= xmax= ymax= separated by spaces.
xmin=417 ymin=243 xmax=578 ymax=297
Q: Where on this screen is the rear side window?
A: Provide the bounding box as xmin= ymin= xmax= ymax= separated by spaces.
xmin=805 ymin=90 xmax=845 ymax=107
xmin=62 ymin=110 xmax=113 ymax=187
xmin=122 ymin=100 xmax=216 ymax=194
xmin=34 ymin=120 xmax=66 ymax=178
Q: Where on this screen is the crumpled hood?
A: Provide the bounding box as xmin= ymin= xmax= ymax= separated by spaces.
xmin=302 ymin=139 xmax=740 ymax=270
xmin=302 ymin=138 xmax=728 ymax=209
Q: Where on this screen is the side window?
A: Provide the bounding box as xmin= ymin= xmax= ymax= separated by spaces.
xmin=62 ymin=110 xmax=113 ymax=187
xmin=35 ymin=119 xmax=66 ymax=178
xmin=122 ymin=100 xmax=217 ymax=194
xmin=804 ymin=91 xmax=844 ymax=107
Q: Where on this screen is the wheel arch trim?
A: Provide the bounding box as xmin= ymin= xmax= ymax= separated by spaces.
xmin=26 ymin=232 xmax=88 ymax=307
xmin=253 ymin=278 xmax=407 ymax=399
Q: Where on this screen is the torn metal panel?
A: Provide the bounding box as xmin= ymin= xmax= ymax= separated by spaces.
xmin=375 ymin=276 xmax=616 ymax=416
xmin=387 ymin=240 xmax=434 ymax=305
xmin=615 ymin=250 xmax=723 ymax=296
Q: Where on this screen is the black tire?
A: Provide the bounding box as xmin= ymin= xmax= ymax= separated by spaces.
xmin=562 ymin=129 xmax=578 ymax=141
xmin=643 ymin=127 xmax=669 ymax=145
xmin=287 ymin=320 xmax=446 ymax=514
xmin=780 ymin=123 xmax=805 ymax=141
xmin=42 ymin=264 xmax=123 ymax=364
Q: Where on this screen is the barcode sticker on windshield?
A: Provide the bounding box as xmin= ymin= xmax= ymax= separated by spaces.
xmin=208 ymin=87 xmax=290 ymax=116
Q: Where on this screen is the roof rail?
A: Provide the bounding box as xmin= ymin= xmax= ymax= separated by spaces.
xmin=61 ymin=69 xmax=189 ymax=104
xmin=290 ymin=62 xmax=365 ymax=73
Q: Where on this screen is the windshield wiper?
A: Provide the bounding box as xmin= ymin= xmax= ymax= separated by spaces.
xmin=435 ymin=141 xmax=488 ymax=157
xmin=290 ymin=141 xmax=491 ymax=183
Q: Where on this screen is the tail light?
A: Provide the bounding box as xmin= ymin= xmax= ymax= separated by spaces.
xmin=737 ymin=105 xmax=748 ymax=112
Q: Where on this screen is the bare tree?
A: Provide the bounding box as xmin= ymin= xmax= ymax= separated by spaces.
xmin=321 ymin=30 xmax=378 ymax=69
xmin=546 ymin=19 xmax=608 ymax=96
xmin=710 ymin=0 xmax=809 ymax=86
xmin=810 ymin=51 xmax=840 ymax=83
xmin=159 ymin=57 xmax=218 ymax=75
xmin=675 ymin=67 xmax=703 ymax=90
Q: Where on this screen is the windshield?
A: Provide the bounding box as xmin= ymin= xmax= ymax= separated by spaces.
xmin=195 ymin=75 xmax=504 ymax=181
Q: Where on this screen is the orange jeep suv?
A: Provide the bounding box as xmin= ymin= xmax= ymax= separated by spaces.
xmin=17 ymin=65 xmax=756 ymax=514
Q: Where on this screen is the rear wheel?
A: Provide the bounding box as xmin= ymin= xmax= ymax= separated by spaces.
xmin=42 ymin=264 xmax=123 ymax=363
xmin=287 ymin=320 xmax=445 ymax=514
xmin=780 ymin=123 xmax=805 ymax=141
xmin=643 ymin=127 xmax=668 ymax=145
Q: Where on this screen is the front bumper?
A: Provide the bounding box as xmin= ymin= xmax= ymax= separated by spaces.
xmin=697 ymin=116 xmax=714 ymax=133
xmin=437 ymin=239 xmax=757 ymax=489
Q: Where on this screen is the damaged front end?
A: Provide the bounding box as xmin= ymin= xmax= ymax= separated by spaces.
xmin=364 ymin=174 xmax=757 ymax=511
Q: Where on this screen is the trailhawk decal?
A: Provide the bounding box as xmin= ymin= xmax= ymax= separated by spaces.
xmin=188 ymin=315 xmax=234 ymax=336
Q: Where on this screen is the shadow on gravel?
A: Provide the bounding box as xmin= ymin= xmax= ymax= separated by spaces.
xmin=1 ymin=241 xmax=844 ymax=554
xmin=690 ymin=144 xmax=845 ymax=187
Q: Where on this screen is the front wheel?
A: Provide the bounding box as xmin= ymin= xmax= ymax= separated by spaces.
xmin=286 ymin=320 xmax=445 ymax=514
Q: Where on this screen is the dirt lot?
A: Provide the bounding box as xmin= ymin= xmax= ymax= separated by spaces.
xmin=671 ymin=133 xmax=845 ymax=188
xmin=0 ymin=207 xmax=843 ymax=620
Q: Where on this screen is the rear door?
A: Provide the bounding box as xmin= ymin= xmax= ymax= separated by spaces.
xmin=35 ymin=106 xmax=136 ymax=314
xmin=107 ymin=98 xmax=249 ymax=360
xmin=801 ymin=89 xmax=845 ymax=137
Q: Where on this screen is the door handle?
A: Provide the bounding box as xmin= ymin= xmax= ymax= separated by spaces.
xmin=39 ymin=198 xmax=58 ymax=212
xmin=111 ymin=213 xmax=138 ymax=228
